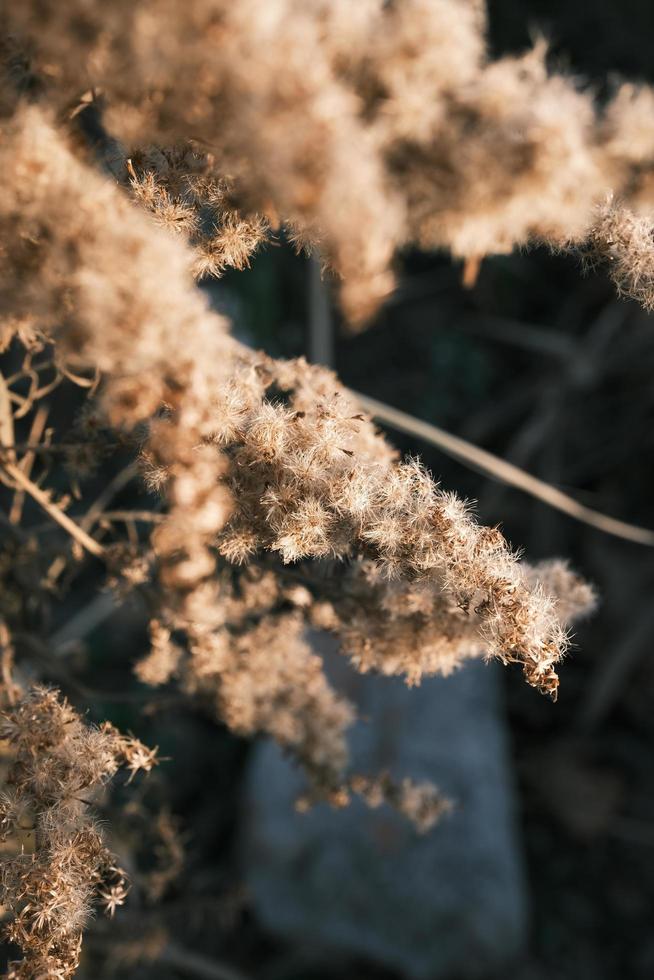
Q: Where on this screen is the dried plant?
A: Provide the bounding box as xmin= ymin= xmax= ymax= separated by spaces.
xmin=1 ymin=1 xmax=642 ymax=975
xmin=0 ymin=687 xmax=156 ymax=979
xmin=6 ymin=1 xmax=654 ymax=319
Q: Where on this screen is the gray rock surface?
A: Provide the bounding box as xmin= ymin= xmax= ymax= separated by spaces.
xmin=242 ymin=647 xmax=528 ymax=978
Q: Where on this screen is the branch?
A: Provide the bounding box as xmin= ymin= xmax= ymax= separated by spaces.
xmin=354 ymin=391 xmax=654 ymax=547
xmin=0 ymin=460 xmax=106 ymax=558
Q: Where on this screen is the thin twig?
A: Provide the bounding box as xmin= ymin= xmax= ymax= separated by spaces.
xmin=308 ymin=254 xmax=334 ymax=367
xmin=50 ymin=592 xmax=118 ymax=654
xmin=46 ymin=460 xmax=139 ymax=584
xmin=353 ymin=391 xmax=654 ymax=546
xmin=9 ymin=404 xmax=50 ymax=525
xmin=0 ymin=509 xmax=29 ymax=543
xmin=82 ymin=461 xmax=140 ymax=531
xmin=456 ymin=314 xmax=575 ymax=359
xmin=0 ymin=619 xmax=20 ymax=704
xmin=0 ymin=460 xmax=105 ymax=558
xmin=0 ymin=441 xmax=112 ymax=455
xmin=98 ymin=509 xmax=165 ymax=524
xmin=578 ymin=606 xmax=654 ymax=732
xmin=0 ymin=368 xmax=16 ymax=463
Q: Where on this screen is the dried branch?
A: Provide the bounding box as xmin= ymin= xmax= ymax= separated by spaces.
xmin=0 ymin=460 xmax=106 ymax=558
xmin=354 ymin=392 xmax=654 ymax=547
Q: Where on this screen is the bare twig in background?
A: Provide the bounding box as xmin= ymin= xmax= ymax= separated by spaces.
xmin=456 ymin=315 xmax=575 ymax=359
xmin=578 ymin=606 xmax=654 ymax=731
xmin=308 ymin=254 xmax=334 ymax=368
xmin=353 ymin=392 xmax=654 ymax=546
xmin=99 ymin=510 xmax=165 ymax=524
xmin=83 ymin=461 xmax=141 ymax=532
xmin=50 ymin=592 xmax=119 ymax=655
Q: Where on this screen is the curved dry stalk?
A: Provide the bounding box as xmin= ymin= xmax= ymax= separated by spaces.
xmin=9 ymin=404 xmax=50 ymax=525
xmin=0 ymin=369 xmax=15 ymax=463
xmin=354 ymin=392 xmax=654 ymax=547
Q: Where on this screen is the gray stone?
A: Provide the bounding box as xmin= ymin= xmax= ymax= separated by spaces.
xmin=241 ymin=645 xmax=528 ymax=978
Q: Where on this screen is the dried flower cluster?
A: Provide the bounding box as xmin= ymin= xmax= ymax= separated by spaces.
xmin=0 ymin=1 xmax=625 ymax=974
xmin=125 ymin=146 xmax=270 ymax=281
xmin=6 ymin=1 xmax=654 ymax=319
xmin=0 ymin=687 xmax=156 ymax=979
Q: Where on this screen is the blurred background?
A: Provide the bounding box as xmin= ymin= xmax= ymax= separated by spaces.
xmin=5 ymin=2 xmax=654 ymax=979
